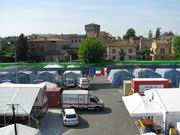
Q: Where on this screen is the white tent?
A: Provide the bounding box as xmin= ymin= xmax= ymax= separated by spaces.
xmin=122 ymin=93 xmax=162 ymax=117
xmin=44 ymin=64 xmax=64 ymax=68
xmin=123 ymin=88 xmax=180 ymax=133
xmin=0 ymin=124 xmax=41 ymax=135
xmin=61 ymin=70 xmax=82 ymax=80
xmin=36 ymin=71 xmax=60 ymax=84
xmin=0 ymin=83 xmax=45 ymax=116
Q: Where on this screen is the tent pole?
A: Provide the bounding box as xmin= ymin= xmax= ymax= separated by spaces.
xmin=29 ymin=115 xmax=30 ymax=126
xmin=4 ymin=114 xmax=6 ymax=126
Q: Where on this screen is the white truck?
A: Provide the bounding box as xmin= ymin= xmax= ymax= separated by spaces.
xmin=76 ymin=77 xmax=90 ymax=89
xmin=61 ymin=90 xmax=104 ymax=110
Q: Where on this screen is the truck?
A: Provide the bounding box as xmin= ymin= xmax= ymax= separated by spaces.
xmin=131 ymin=78 xmax=169 ymax=95
xmin=61 ymin=90 xmax=104 ymax=110
xmin=76 ymin=77 xmax=90 ymax=89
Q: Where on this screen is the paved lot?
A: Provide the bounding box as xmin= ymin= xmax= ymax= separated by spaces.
xmin=39 ymin=76 xmax=139 ymax=135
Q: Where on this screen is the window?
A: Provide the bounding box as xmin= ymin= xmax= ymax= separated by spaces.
xmin=112 ymin=49 xmax=116 ymax=53
xmin=128 ymin=49 xmax=133 ymax=53
xmin=90 ymin=98 xmax=97 ymax=103
xmin=160 ymin=48 xmax=165 ymax=53
xmin=129 ymin=56 xmax=133 ymax=60
xmin=112 ymin=56 xmax=116 ymax=60
xmin=72 ymin=40 xmax=74 ymax=43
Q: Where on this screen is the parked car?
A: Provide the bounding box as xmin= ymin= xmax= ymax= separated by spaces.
xmin=61 ymin=108 xmax=79 ymax=126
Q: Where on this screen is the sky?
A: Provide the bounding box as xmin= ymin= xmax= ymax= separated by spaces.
xmin=0 ymin=0 xmax=180 ymax=38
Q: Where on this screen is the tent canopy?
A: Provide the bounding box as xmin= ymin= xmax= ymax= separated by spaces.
xmin=122 ymin=93 xmax=162 ymax=117
xmin=163 ymin=69 xmax=180 ymax=86
xmin=44 ymin=64 xmax=64 ymax=68
xmin=36 ymin=71 xmax=60 ymax=84
xmin=133 ymin=68 xmax=161 ymax=78
xmin=0 ymin=124 xmax=41 ymax=135
xmin=108 ymin=69 xmax=134 ymax=87
xmin=0 ymin=83 xmax=45 ymax=116
xmin=61 ymin=70 xmax=82 ymax=80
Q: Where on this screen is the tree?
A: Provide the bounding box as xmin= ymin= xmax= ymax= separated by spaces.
xmin=78 ymin=38 xmax=105 ymax=63
xmin=155 ymin=27 xmax=161 ymax=39
xmin=137 ymin=48 xmax=152 ymax=60
xmin=148 ymin=30 xmax=153 ymax=39
xmin=172 ymin=36 xmax=180 ymax=59
xmin=123 ymin=28 xmax=136 ymax=39
xmin=16 ymin=34 xmax=28 ymax=61
xmin=162 ymin=31 xmax=174 ymax=37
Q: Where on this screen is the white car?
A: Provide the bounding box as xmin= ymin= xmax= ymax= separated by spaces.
xmin=61 ymin=109 xmax=79 ymax=126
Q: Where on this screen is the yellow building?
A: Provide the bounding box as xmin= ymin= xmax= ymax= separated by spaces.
xmin=151 ymin=39 xmax=174 ymax=60
xmin=107 ymin=40 xmax=137 ymax=61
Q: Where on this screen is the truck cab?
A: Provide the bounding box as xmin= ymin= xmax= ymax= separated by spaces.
xmin=88 ymin=95 xmax=104 ymax=110
xmin=76 ymin=77 xmax=90 ymax=89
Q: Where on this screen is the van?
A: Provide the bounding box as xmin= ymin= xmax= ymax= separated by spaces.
xmin=76 ymin=77 xmax=90 ymax=89
xmin=61 ymin=90 xmax=104 ymax=110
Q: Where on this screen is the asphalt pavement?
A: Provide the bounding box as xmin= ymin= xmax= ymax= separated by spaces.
xmin=39 ymin=76 xmax=139 ymax=135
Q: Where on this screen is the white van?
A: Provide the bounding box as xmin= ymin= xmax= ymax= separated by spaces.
xmin=76 ymin=77 xmax=90 ymax=89
xmin=61 ymin=90 xmax=104 ymax=110
xmin=63 ymin=78 xmax=76 ymax=87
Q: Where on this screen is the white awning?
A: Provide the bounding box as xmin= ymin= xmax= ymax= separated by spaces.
xmin=0 ymin=84 xmax=44 ymax=116
xmin=122 ymin=93 xmax=162 ymax=117
xmin=0 ymin=124 xmax=41 ymax=135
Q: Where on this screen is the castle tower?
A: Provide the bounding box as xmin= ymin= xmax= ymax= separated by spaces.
xmin=85 ymin=23 xmax=100 ymax=38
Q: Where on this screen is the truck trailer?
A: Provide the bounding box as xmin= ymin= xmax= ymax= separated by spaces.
xmin=61 ymin=90 xmax=104 ymax=110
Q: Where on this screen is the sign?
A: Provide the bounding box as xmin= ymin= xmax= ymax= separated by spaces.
xmin=139 ymin=85 xmax=163 ymax=92
xmin=88 ymin=67 xmax=95 ymax=76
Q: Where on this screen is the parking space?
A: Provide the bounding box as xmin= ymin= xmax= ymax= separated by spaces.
xmin=61 ymin=76 xmax=139 ymax=135
xmin=39 ymin=76 xmax=139 ymax=135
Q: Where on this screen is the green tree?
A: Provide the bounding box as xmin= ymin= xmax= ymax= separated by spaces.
xmin=172 ymin=36 xmax=180 ymax=59
xmin=137 ymin=48 xmax=152 ymax=60
xmin=162 ymin=31 xmax=174 ymax=36
xmin=16 ymin=34 xmax=28 ymax=61
xmin=155 ymin=27 xmax=161 ymax=39
xmin=123 ymin=28 xmax=136 ymax=39
xmin=78 ymin=38 xmax=105 ymax=63
xmin=148 ymin=30 xmax=153 ymax=39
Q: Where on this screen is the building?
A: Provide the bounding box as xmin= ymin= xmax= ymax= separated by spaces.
xmin=107 ymin=40 xmax=137 ymax=61
xmin=151 ymin=38 xmax=174 ymax=60
xmin=28 ymin=34 xmax=85 ymax=62
xmin=85 ymin=23 xmax=100 ymax=38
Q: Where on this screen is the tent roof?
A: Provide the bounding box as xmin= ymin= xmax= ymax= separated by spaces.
xmin=0 ymin=124 xmax=41 ymax=135
xmin=0 ymin=84 xmax=44 ymax=116
xmin=145 ymin=88 xmax=180 ymax=112
xmin=122 ymin=93 xmax=162 ymax=117
xmin=44 ymin=64 xmax=64 ymax=68
xmin=63 ymin=70 xmax=82 ymax=75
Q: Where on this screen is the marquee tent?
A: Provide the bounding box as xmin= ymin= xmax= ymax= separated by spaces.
xmin=133 ymin=68 xmax=161 ymax=78
xmin=122 ymin=93 xmax=162 ymax=117
xmin=36 ymin=71 xmax=60 ymax=84
xmin=0 ymin=124 xmax=42 ymax=135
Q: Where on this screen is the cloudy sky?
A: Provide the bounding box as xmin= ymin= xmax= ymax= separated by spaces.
xmin=0 ymin=0 xmax=180 ymax=37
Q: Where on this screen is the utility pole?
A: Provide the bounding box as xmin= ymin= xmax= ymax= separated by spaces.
xmin=7 ymin=104 xmax=19 ymax=135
